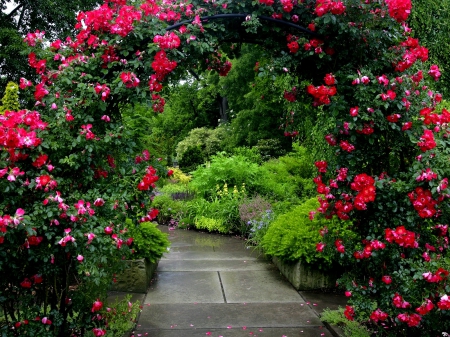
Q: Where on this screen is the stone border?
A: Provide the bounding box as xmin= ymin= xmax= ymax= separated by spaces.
xmin=110 ymin=259 xmax=158 ymax=293
xmin=272 ymin=257 xmax=338 ymax=290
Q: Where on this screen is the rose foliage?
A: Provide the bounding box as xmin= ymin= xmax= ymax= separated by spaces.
xmin=1 ymin=0 xmax=450 ymax=336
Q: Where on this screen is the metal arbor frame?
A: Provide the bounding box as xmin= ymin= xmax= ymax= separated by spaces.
xmin=165 ymin=13 xmax=317 ymax=37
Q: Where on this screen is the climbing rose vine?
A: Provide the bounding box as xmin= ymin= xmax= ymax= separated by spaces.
xmin=1 ymin=0 xmax=449 ymax=336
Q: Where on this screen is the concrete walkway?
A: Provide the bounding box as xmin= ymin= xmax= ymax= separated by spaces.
xmin=116 ymin=227 xmax=347 ymax=337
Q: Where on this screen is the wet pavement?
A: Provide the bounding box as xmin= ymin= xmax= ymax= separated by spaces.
xmin=109 ymin=226 xmax=347 ymax=337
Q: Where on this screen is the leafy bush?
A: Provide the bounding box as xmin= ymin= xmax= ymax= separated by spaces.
xmin=176 ymin=127 xmax=226 ymax=165
xmin=238 ymin=195 xmax=272 ymax=237
xmin=178 ymin=145 xmax=204 ymax=172
xmin=0 ymin=81 xmax=19 ymax=114
xmin=321 ymin=308 xmax=371 ymax=337
xmin=247 ymin=210 xmax=275 ymax=246
xmin=261 ymin=198 xmax=356 ymax=267
xmin=239 ymin=195 xmax=272 ymax=225
xmin=281 ymin=144 xmax=316 ymax=178
xmin=256 ymin=146 xmax=315 ymax=201
xmin=254 ymin=138 xmax=287 ymax=160
xmin=231 ymin=146 xmax=263 ymax=164
xmin=167 ymin=167 xmax=191 ymax=185
xmin=190 ymin=153 xmax=261 ymax=198
xmin=128 ymin=221 xmax=170 ymax=263
xmin=178 ymin=217 xmax=195 ymax=229
xmin=159 ymin=181 xmax=191 ymax=195
xmin=151 ymin=194 xmax=185 ymax=225
xmin=189 ymin=184 xmax=245 ymax=234
xmin=194 ymin=216 xmax=227 ymax=233
xmin=103 ymin=295 xmax=141 ymax=337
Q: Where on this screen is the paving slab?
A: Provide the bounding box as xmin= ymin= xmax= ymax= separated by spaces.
xmin=299 ymin=291 xmax=347 ymax=316
xmin=161 ymin=227 xmax=243 ymax=248
xmin=136 ymin=303 xmax=323 ymax=330
xmin=145 ymin=271 xmax=224 ymax=304
xmin=134 ymin=227 xmax=338 ymax=337
xmin=132 ymin=327 xmax=333 ymax=337
xmin=158 ymin=259 xmax=276 ymax=272
xmin=220 ymin=270 xmax=303 ymax=303
xmin=163 ymin=250 xmax=261 ymax=260
xmin=162 ymin=227 xmax=260 ymax=256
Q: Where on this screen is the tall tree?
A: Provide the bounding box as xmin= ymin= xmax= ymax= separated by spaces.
xmin=0 ymin=0 xmax=102 ymax=90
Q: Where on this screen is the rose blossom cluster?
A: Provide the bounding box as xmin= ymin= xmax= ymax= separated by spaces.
xmin=94 ymin=83 xmax=111 ymax=101
xmin=76 ymin=4 xmax=142 ymax=38
xmin=259 ymin=0 xmax=274 ymax=6
xmin=422 ymin=268 xmax=449 ymax=283
xmin=395 ymin=37 xmax=428 ymax=72
xmin=350 ymin=173 xmax=376 ymax=210
xmin=397 ymin=312 xmax=421 ymax=327
xmin=385 ymin=0 xmax=412 ymax=23
xmin=23 ymin=30 xmax=45 ymax=46
xmin=306 ymin=83 xmax=337 ymax=106
xmin=385 ymin=225 xmax=418 ymax=248
xmin=120 ymin=72 xmax=140 ymax=88
xmin=303 ymin=37 xmax=330 ymax=55
xmin=153 ymin=31 xmax=181 ymax=49
xmin=417 ymin=129 xmax=436 ymax=152
xmin=0 ymin=110 xmax=47 ymax=162
xmin=151 ymin=50 xmax=178 ymax=83
xmin=407 ymin=187 xmax=438 ymax=218
xmin=353 ymin=239 xmax=386 ymax=259
xmin=420 ymin=107 xmax=450 ymax=126
xmin=207 ymin=53 xmax=232 ymax=77
xmin=28 ymin=52 xmax=47 ymax=75
xmin=0 ymin=209 xmax=26 ymax=244
xmin=283 ymin=87 xmax=297 ymax=102
xmin=314 ymin=0 xmax=346 ymax=17
xmin=137 ymin=166 xmax=159 ymax=191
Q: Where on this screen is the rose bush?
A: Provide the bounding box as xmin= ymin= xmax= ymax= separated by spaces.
xmin=1 ymin=0 xmax=449 ymax=335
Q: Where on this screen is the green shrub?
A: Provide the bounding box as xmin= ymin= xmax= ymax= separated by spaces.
xmin=167 ymin=167 xmax=192 ymax=184
xmin=254 ymin=138 xmax=287 ymax=160
xmin=281 ymin=144 xmax=315 ymax=177
xmin=247 ymin=210 xmax=275 ymax=246
xmin=257 ymin=163 xmax=300 ymax=200
xmin=239 ymin=195 xmax=272 ymax=224
xmin=178 ymin=145 xmax=204 ymax=172
xmin=238 ymin=195 xmax=272 ymax=237
xmin=0 ymin=81 xmax=19 ymax=114
xmin=104 ymin=295 xmax=141 ymax=337
xmin=255 ymin=145 xmax=316 ymax=202
xmin=261 ymin=198 xmax=356 ymax=268
xmin=189 ymin=187 xmax=243 ymax=234
xmin=178 ymin=217 xmax=195 ymax=229
xmin=271 ymin=197 xmax=303 ymax=214
xmin=231 ymin=146 xmax=263 ymax=164
xmin=176 ymin=127 xmax=226 ymax=164
xmin=194 ymin=216 xmax=228 ymax=233
xmin=321 ymin=308 xmax=371 ymax=337
xmin=190 ymin=153 xmax=262 ymax=198
xmin=152 ymin=194 xmax=185 ymax=225
xmin=159 ymin=182 xmax=190 ymax=195
xmin=128 ymin=221 xmax=170 ymax=262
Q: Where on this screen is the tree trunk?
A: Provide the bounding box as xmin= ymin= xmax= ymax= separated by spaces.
xmin=217 ymin=95 xmax=228 ymax=123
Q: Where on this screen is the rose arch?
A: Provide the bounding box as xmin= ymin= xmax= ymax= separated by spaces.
xmin=1 ymin=0 xmax=450 ymax=335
